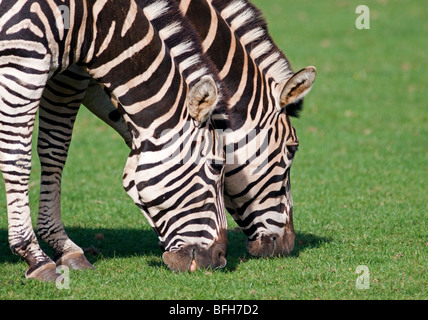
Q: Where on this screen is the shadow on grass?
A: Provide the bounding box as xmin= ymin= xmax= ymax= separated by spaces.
xmin=226 ymin=228 xmax=331 ymax=271
xmin=0 ymin=227 xmax=329 ymax=271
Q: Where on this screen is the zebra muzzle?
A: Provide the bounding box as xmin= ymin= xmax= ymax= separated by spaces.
xmin=162 ymin=243 xmax=227 ymax=273
xmin=246 ymin=231 xmax=295 ymax=258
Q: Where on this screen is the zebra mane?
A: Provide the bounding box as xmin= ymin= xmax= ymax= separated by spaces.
xmin=212 ymin=0 xmax=295 ymax=85
xmin=143 ymin=0 xmax=230 ymax=121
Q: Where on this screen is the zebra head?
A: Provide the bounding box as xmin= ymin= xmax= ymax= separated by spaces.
xmin=121 ymin=74 xmax=228 ymax=272
xmin=224 ymin=66 xmax=316 ymax=258
xmin=175 ymin=0 xmax=318 ymax=258
xmin=114 ymin=0 xmax=231 ymax=272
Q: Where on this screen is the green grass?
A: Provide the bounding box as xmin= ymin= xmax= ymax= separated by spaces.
xmin=0 ymin=0 xmax=426 ymax=299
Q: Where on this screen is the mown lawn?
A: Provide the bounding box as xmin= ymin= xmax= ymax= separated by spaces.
xmin=0 ymin=0 xmax=426 ymax=300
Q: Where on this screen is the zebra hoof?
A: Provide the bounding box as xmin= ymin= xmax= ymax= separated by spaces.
xmin=56 ymin=252 xmax=95 ymax=271
xmin=25 ymin=261 xmax=60 ymax=282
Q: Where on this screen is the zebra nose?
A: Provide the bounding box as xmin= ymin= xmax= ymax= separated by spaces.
xmin=247 ymin=232 xmax=295 ymax=258
xmin=194 ymin=243 xmax=227 ymax=270
xmin=162 ymin=242 xmax=227 ymax=272
xmin=162 ymin=247 xmax=195 ymax=272
xmin=246 ymin=234 xmax=276 ymax=258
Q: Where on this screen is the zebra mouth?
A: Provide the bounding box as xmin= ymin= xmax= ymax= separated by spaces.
xmin=162 ymin=247 xmax=195 ymax=272
xmin=189 ymin=257 xmax=198 ymax=272
xmin=162 ymin=243 xmax=227 ymax=272
xmin=188 ymin=248 xmax=198 ymax=272
xmin=246 ymin=234 xmax=278 ymax=257
xmin=246 ymin=232 xmax=295 ymax=258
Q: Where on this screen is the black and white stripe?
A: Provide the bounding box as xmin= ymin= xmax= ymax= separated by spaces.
xmin=35 ymin=0 xmax=317 ymax=259
xmin=180 ymin=0 xmax=316 ymax=256
xmin=0 ymin=0 xmax=228 ymax=280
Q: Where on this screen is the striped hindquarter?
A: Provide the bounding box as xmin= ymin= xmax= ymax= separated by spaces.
xmin=0 ymin=0 xmax=228 ymax=280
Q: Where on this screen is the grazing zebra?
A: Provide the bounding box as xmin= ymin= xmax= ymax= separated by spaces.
xmin=0 ymin=0 xmax=229 ymax=281
xmin=185 ymin=0 xmax=316 ymax=257
xmin=40 ymin=0 xmax=317 ymax=260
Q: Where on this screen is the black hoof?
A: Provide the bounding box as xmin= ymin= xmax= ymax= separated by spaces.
xmin=56 ymin=252 xmax=95 ymax=270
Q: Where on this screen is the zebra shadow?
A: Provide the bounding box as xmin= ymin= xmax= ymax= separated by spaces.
xmin=225 ymin=229 xmax=330 ymax=271
xmin=0 ymin=226 xmax=162 ymax=266
xmin=0 ymin=227 xmax=329 ymax=271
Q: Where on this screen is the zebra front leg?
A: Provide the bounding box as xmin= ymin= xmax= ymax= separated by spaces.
xmin=0 ymin=45 xmax=62 ymax=280
xmin=2 ymin=165 xmax=59 ymax=281
xmin=36 ymin=69 xmax=94 ymax=271
xmin=0 ymin=107 xmax=60 ymax=281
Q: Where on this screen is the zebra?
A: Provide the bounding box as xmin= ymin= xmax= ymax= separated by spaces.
xmin=84 ymin=0 xmax=317 ymax=257
xmin=37 ymin=0 xmax=317 ymax=261
xmin=0 ymin=0 xmax=229 ymax=281
xmin=190 ymin=0 xmax=316 ymax=257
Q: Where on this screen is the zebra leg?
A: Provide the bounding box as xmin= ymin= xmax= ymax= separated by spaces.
xmin=0 ymin=135 xmax=60 ymax=281
xmin=0 ymin=86 xmax=60 ymax=281
xmin=2 ymin=161 xmax=59 ymax=281
xmin=36 ymin=67 xmax=94 ymax=271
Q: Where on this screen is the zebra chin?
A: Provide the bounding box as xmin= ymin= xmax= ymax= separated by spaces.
xmin=162 ymin=230 xmax=228 ymax=272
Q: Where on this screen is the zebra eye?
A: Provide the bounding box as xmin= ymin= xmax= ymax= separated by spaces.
xmin=287 ymin=145 xmax=298 ymax=153
xmin=286 ymin=145 xmax=298 ymax=159
xmin=209 ymin=161 xmax=223 ymax=173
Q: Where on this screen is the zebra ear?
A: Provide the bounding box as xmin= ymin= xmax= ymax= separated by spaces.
xmin=187 ymin=76 xmax=219 ymax=125
xmin=279 ymin=66 xmax=316 ymax=108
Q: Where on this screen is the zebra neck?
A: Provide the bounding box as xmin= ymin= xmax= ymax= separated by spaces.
xmin=180 ymin=0 xmax=295 ymax=130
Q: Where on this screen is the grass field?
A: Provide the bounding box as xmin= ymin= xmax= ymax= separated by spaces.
xmin=0 ymin=0 xmax=426 ymax=300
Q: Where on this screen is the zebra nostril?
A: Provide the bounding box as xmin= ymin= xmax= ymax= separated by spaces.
xmin=212 ymin=246 xmax=227 ymax=269
xmin=271 ymin=235 xmax=278 ymax=255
